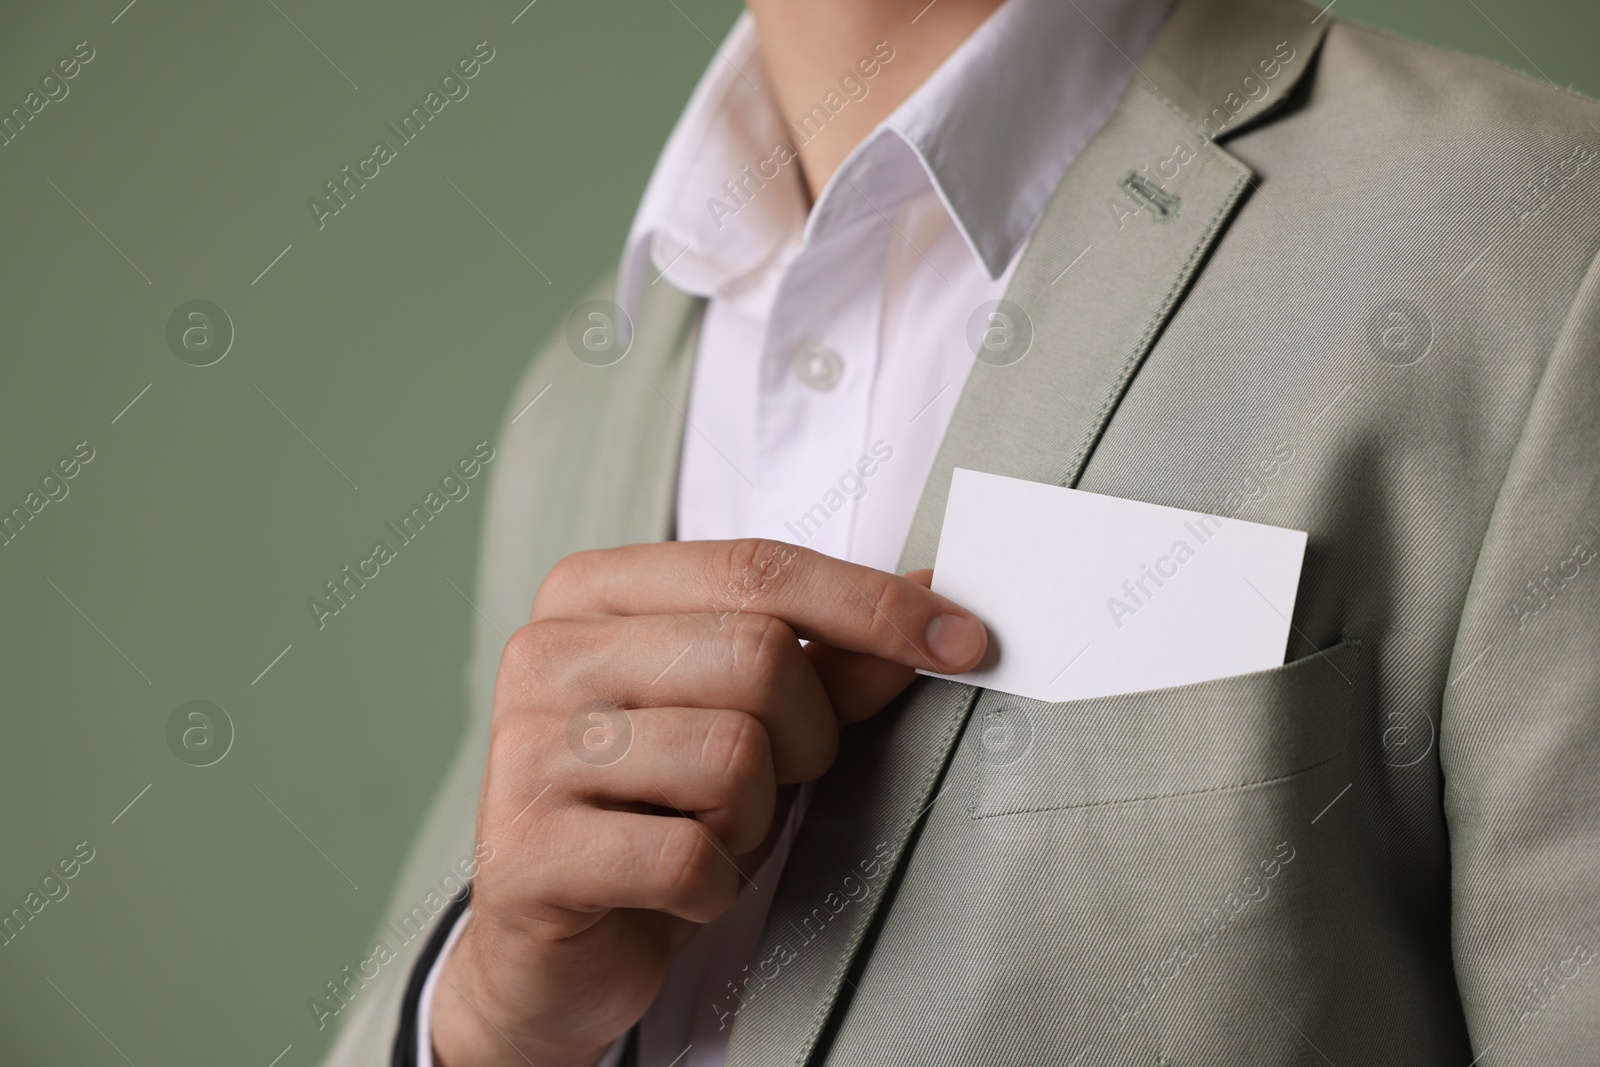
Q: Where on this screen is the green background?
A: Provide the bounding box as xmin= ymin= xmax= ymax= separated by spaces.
xmin=0 ymin=1 xmax=1593 ymax=1063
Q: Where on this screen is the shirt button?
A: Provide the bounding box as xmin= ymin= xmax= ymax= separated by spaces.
xmin=793 ymin=343 xmax=843 ymax=391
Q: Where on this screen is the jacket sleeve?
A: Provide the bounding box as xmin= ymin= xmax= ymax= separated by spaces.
xmin=1441 ymin=243 xmax=1600 ymax=1063
xmin=316 ymin=322 xmax=575 ymax=1067
xmin=393 ymin=893 xmax=472 ymax=1066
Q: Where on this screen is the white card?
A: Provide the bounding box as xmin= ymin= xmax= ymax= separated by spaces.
xmin=919 ymin=468 xmax=1308 ymax=702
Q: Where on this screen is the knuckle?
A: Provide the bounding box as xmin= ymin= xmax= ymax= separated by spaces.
xmin=850 ymin=569 xmax=906 ymax=647
xmin=711 ymin=538 xmax=799 ymax=610
xmin=531 ymin=550 xmax=597 ymax=618
xmin=699 ymin=711 xmax=770 ymax=786
xmin=501 ymin=621 xmax=575 ymax=686
xmin=502 ymin=622 xmax=550 ymax=671
xmin=656 ymin=820 xmax=717 ymax=893
xmin=727 ymin=613 xmax=794 ymax=689
xmin=485 ymin=708 xmax=542 ymax=775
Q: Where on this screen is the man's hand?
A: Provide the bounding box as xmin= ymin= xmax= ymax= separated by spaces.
xmin=430 ymin=539 xmax=986 ymax=1067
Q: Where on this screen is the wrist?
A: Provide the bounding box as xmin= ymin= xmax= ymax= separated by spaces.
xmin=431 ymin=915 xmax=615 ymax=1067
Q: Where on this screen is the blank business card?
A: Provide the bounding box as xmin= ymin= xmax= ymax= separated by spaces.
xmin=918 ymin=468 xmax=1308 ymax=702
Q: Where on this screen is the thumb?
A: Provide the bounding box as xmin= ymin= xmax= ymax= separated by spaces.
xmin=806 ymin=568 xmax=940 ymax=725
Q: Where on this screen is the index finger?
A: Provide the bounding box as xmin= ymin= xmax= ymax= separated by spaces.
xmin=532 ymin=539 xmax=987 ymax=674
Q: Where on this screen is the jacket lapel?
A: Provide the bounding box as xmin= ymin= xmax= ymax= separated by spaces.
xmin=723 ymin=2 xmax=1328 ymax=1064
xmin=558 ymin=279 xmax=703 ymax=550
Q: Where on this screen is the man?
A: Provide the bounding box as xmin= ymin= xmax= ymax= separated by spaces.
xmin=323 ymin=0 xmax=1600 ymax=1062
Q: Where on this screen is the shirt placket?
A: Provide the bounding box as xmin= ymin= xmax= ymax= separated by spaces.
xmin=751 ymin=214 xmax=891 ymax=565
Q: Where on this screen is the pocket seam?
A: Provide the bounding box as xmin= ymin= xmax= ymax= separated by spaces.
xmin=972 ymin=750 xmax=1344 ymax=820
xmin=972 ymin=637 xmax=1362 ymax=820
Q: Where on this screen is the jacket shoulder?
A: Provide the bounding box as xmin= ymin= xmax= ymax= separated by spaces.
xmin=1319 ymin=19 xmax=1600 ymax=141
xmin=1236 ymin=18 xmax=1600 ymax=273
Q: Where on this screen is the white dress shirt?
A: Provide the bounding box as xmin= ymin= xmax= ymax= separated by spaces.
xmin=419 ymin=0 xmax=1172 ymax=1062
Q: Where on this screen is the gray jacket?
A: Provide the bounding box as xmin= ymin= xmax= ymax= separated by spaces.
xmin=323 ymin=1 xmax=1600 ymax=1062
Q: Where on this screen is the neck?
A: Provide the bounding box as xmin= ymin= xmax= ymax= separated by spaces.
xmin=744 ymin=0 xmax=1006 ymax=201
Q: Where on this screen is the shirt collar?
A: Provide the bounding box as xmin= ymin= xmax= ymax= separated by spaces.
xmin=618 ymin=0 xmax=1175 ymax=321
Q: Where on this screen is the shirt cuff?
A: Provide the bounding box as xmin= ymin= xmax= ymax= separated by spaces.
xmin=416 ymin=904 xmax=473 ymax=1067
xmin=392 ymin=886 xmax=472 ymax=1067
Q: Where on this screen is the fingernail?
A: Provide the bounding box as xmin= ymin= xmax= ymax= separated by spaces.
xmin=926 ymin=613 xmax=985 ymax=670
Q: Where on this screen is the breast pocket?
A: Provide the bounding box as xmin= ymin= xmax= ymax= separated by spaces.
xmin=972 ymin=638 xmax=1361 ymax=818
